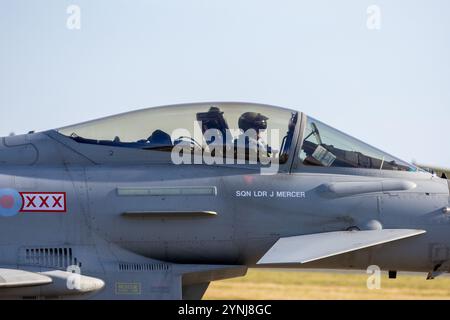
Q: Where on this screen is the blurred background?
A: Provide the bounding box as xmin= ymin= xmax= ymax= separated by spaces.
xmin=1 ymin=0 xmax=449 ymax=298
xmin=205 ymin=269 xmax=450 ymax=299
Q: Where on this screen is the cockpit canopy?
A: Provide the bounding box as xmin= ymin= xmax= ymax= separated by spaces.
xmin=57 ymin=102 xmax=419 ymax=172
xmin=58 ymin=103 xmax=298 ymax=164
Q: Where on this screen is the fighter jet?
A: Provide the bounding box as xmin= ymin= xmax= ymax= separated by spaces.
xmin=0 ymin=102 xmax=448 ymax=299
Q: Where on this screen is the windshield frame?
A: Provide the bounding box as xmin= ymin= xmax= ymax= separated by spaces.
xmin=291 ymin=115 xmax=426 ymax=176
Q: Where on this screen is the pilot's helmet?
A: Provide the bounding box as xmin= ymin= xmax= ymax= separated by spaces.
xmin=238 ymin=112 xmax=268 ymax=132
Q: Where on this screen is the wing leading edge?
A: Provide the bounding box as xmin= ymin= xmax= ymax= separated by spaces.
xmin=257 ymin=229 xmax=426 ymax=265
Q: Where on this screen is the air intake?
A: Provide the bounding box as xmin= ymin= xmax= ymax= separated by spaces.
xmin=118 ymin=263 xmax=170 ymax=272
xmin=21 ymin=247 xmax=81 ymax=269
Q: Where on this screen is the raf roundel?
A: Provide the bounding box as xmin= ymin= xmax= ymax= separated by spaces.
xmin=0 ymin=189 xmax=22 ymax=217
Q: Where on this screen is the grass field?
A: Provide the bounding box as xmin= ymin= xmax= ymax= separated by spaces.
xmin=204 ymin=269 xmax=450 ymax=300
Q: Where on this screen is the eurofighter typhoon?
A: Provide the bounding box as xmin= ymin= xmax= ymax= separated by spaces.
xmin=0 ymin=102 xmax=448 ymax=299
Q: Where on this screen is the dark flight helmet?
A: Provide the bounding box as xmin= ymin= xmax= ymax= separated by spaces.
xmin=238 ymin=112 xmax=269 ymax=132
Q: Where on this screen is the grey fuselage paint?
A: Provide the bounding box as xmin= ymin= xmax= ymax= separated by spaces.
xmin=0 ymin=104 xmax=448 ymax=299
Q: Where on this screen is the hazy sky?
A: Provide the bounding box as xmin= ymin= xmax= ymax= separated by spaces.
xmin=0 ymin=0 xmax=449 ymax=166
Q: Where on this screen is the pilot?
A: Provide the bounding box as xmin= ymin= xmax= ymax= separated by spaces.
xmin=235 ymin=112 xmax=271 ymax=159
